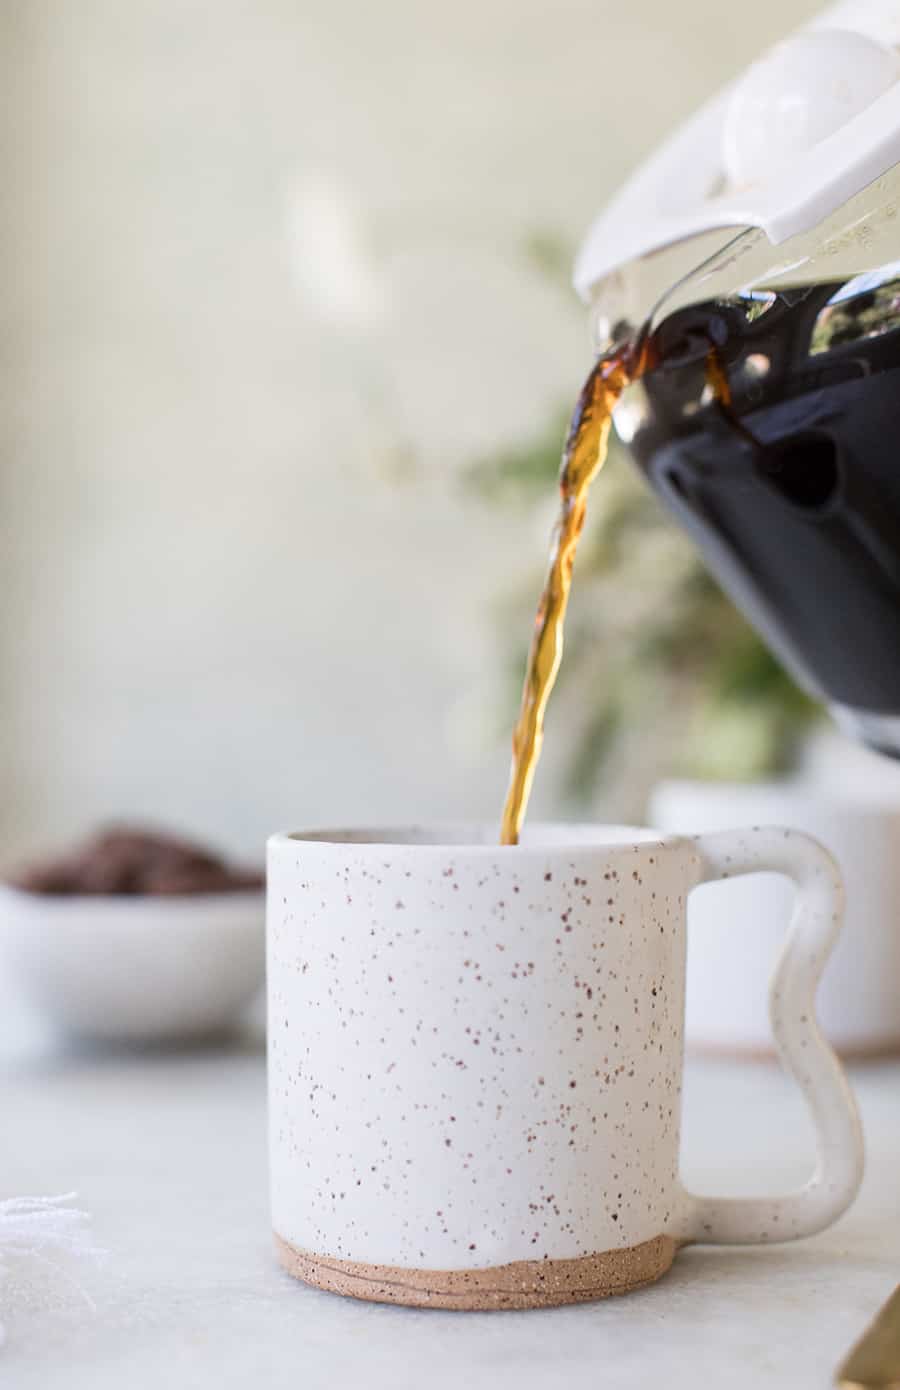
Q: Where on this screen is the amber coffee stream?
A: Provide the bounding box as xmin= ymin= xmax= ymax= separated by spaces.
xmin=499 ymin=347 xmax=638 ymax=846
xmin=499 ymin=342 xmax=733 ymax=845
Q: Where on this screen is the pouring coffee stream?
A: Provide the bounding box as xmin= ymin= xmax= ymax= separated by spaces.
xmin=500 ymin=339 xmax=738 ymax=845
xmin=499 ymin=347 xmax=635 ymax=845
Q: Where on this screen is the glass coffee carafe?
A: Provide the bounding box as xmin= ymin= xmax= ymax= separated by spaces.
xmin=576 ymin=9 xmax=900 ymax=755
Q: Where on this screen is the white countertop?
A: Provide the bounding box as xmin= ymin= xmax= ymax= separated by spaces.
xmin=3 ymin=1015 xmax=899 ymax=1390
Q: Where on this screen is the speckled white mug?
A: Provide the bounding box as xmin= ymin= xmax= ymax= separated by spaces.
xmin=267 ymin=824 xmax=863 ymax=1310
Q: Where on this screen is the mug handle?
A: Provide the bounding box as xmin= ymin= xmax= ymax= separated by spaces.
xmin=675 ymin=826 xmax=864 ymax=1245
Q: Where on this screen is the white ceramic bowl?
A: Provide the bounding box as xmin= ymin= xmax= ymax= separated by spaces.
xmin=0 ymin=886 xmax=265 ymax=1043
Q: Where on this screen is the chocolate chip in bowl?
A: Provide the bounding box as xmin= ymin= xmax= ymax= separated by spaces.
xmin=0 ymin=825 xmax=265 ymax=1045
xmin=8 ymin=824 xmax=264 ymax=897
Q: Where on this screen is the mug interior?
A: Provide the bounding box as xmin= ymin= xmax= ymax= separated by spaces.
xmin=281 ymin=823 xmax=669 ymax=850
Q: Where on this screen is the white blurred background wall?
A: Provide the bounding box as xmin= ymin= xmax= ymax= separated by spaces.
xmin=0 ymin=0 xmax=822 ymax=861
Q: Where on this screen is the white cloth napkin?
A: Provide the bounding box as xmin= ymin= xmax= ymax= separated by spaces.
xmin=0 ymin=1194 xmax=103 ymax=1347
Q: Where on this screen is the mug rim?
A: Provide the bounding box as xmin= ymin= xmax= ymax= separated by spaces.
xmin=267 ymin=822 xmax=688 ymax=856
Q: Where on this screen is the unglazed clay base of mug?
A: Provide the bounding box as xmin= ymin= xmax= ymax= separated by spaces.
xmin=274 ymin=1232 xmax=677 ymax=1310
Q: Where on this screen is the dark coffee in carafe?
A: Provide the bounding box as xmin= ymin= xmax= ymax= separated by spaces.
xmin=624 ymin=270 xmax=900 ymax=755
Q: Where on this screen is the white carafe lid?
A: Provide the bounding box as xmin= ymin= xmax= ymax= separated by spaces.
xmin=574 ymin=2 xmax=900 ymax=319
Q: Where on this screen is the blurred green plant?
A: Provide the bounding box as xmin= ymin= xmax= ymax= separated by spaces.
xmin=466 ymin=417 xmax=821 ymax=806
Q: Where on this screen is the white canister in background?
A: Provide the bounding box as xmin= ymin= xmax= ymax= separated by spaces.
xmin=649 ymin=780 xmax=900 ymax=1057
